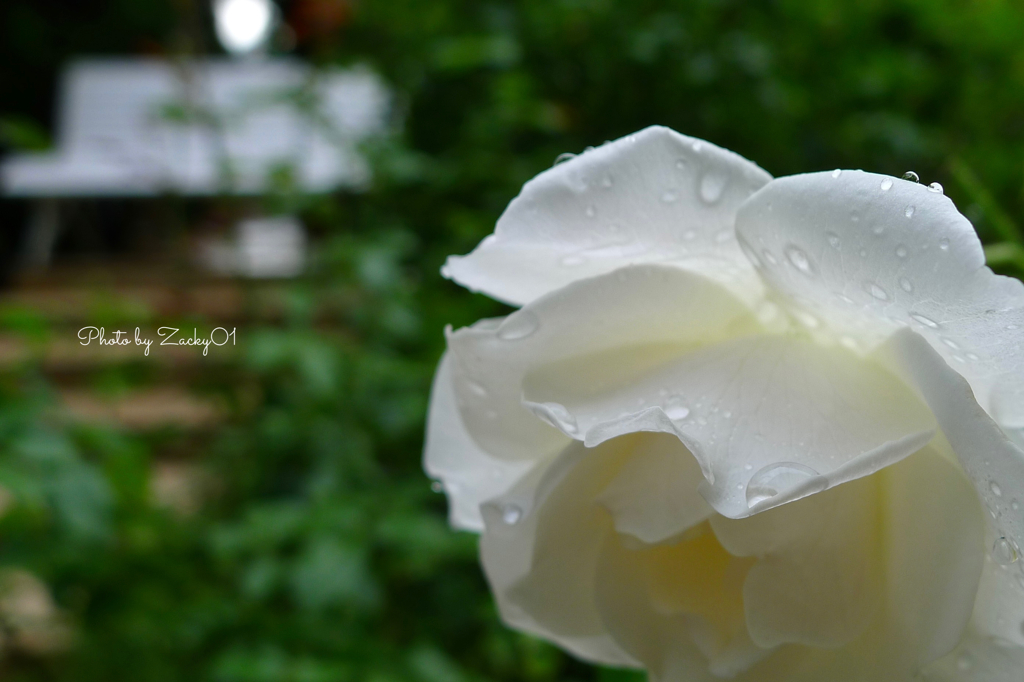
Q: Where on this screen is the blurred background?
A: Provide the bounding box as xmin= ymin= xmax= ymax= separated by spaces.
xmin=1 ymin=1 xmax=1023 ymax=680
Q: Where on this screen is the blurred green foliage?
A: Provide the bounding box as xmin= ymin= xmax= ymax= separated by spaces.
xmin=2 ymin=0 xmax=1024 ymax=681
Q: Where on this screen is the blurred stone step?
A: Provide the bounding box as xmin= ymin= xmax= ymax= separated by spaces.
xmin=59 ymin=387 xmax=224 ymax=431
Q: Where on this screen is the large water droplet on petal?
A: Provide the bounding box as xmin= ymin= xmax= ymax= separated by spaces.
xmin=865 ymin=281 xmax=890 ymax=301
xmin=994 ymin=537 xmax=1019 ymax=565
xmin=785 ymin=245 xmax=816 ymax=276
xmin=553 ymin=152 xmax=576 ymax=166
xmin=910 ymin=313 xmax=940 ymax=329
xmin=902 ymin=171 xmax=920 ymax=183
xmin=531 ymin=402 xmax=579 ymax=435
xmin=831 ymin=169 xmax=842 ymax=178
xmin=904 ymin=205 xmax=916 ymax=218
xmin=745 ymin=462 xmax=824 ymax=508
xmin=665 ymin=403 xmax=690 ymax=421
xmin=991 ymin=481 xmax=1003 ymax=497
xmin=502 ymin=504 xmax=523 ymax=525
xmin=927 ymin=182 xmax=944 ymax=194
xmin=880 ymin=178 xmax=893 ymax=191
xmin=497 ymin=311 xmax=540 ymax=340
xmin=699 ymin=172 xmax=728 ymax=204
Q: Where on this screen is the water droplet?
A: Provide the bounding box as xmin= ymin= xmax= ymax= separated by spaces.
xmin=928 ymin=182 xmax=944 ymax=194
xmin=905 ymin=205 xmax=916 ymax=218
xmin=827 ymin=232 xmax=841 ymax=249
xmin=691 ymin=141 xmax=703 ymax=152
xmin=902 ymin=171 xmax=920 ymax=183
xmin=865 ymin=281 xmax=889 ymax=301
xmin=939 ymin=238 xmax=950 ymax=251
xmin=895 ymin=244 xmax=908 ymax=258
xmin=560 ymin=254 xmax=587 ymax=267
xmin=762 ymin=250 xmax=778 ymax=265
xmin=942 ymin=337 xmax=960 ymax=350
xmin=910 ymin=313 xmax=940 ymax=329
xmin=785 ymin=245 xmax=816 ymax=275
xmin=675 ymin=159 xmax=687 ymax=171
xmin=880 ymin=178 xmax=894 ymax=191
xmin=714 ymin=230 xmax=731 ymax=244
xmin=602 ymin=174 xmax=614 ymax=188
xmin=661 ymin=190 xmax=677 ymax=203
xmin=793 ymin=309 xmax=820 ymax=329
xmin=431 ymin=481 xmax=444 ymax=493
xmin=532 ymin=402 xmax=579 ymax=435
xmin=699 ymin=172 xmax=728 ymax=204
xmin=840 ymin=335 xmax=860 ymax=351
xmin=468 ymin=382 xmax=488 ymax=397
xmin=1012 ymin=500 xmax=1020 ymax=511
xmin=554 ymin=152 xmax=576 ymax=165
xmin=991 ymin=481 xmax=1003 ymax=497
xmin=665 ymin=404 xmax=690 ymax=421
xmin=966 ymin=352 xmax=980 ymax=361
xmin=831 ymin=169 xmax=842 ymax=178
xmin=899 ymin=277 xmax=914 ymax=293
xmin=872 ymin=224 xmax=885 ymax=235
xmin=746 ymin=462 xmax=824 ymax=508
xmin=585 ymin=205 xmax=596 ymax=218
xmin=1008 ymin=324 xmax=1020 ymax=330
xmin=502 ymin=504 xmax=523 ymax=525
xmin=497 ymin=311 xmax=540 ymax=340
xmin=994 ymin=537 xmax=1019 ymax=565
xmin=957 ymin=653 xmax=972 ymax=671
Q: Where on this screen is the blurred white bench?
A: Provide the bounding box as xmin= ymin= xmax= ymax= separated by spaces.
xmin=2 ymin=58 xmax=388 ymax=197
xmin=1 ymin=58 xmax=388 ymax=267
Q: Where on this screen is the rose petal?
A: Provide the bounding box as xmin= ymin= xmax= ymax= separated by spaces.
xmin=524 ymin=333 xmax=936 ymax=518
xmin=596 ymin=434 xmax=713 ymax=545
xmin=735 ymin=169 xmax=1024 ymax=428
xmin=443 ymin=126 xmax=772 ymax=307
xmin=875 ymin=328 xmax=1024 ymax=674
xmin=424 ymin=354 xmax=538 ymax=531
xmin=880 ymin=438 xmax=986 ymax=670
xmin=593 ymin=519 xmax=761 ymax=681
xmin=710 ymin=472 xmax=882 ymax=650
xmin=446 ymin=264 xmax=759 ymax=462
xmin=875 ymin=328 xmax=1024 ymax=577
xmin=479 ymin=436 xmax=642 ymax=667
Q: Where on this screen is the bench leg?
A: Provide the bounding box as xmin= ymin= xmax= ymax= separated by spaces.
xmin=21 ymin=198 xmax=60 ymax=268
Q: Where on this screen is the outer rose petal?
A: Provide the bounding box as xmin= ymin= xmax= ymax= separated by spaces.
xmin=443 ymin=126 xmax=772 ymax=307
xmin=479 ymin=436 xmax=646 ymax=668
xmin=875 ymin=328 xmax=1024 ymax=670
xmin=735 ymin=169 xmax=1024 ymax=428
xmin=525 ymin=332 xmax=936 ymax=518
xmin=423 ymin=354 xmax=537 ymax=531
xmin=446 ymin=264 xmax=759 ymax=462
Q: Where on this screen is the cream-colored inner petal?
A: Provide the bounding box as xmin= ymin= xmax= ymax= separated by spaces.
xmin=589 ymin=436 xmax=985 ymax=680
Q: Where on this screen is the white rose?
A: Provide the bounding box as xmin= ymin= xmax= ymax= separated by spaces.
xmin=424 ymin=126 xmax=1024 ymax=681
